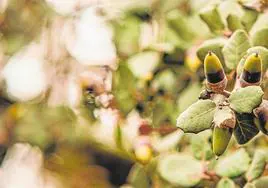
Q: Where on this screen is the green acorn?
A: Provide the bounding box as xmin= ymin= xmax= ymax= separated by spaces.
xmin=204 ymin=51 xmax=227 ymax=92
xmin=239 ymin=53 xmax=262 ymax=87
xmin=212 ymin=126 xmax=232 ymax=156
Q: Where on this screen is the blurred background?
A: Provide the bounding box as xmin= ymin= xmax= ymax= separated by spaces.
xmin=0 ymin=0 xmax=267 ymax=188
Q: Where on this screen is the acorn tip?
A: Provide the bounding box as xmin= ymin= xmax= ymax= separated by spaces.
xmin=208 ymin=51 xmax=212 ymax=56
xmin=255 ymin=52 xmax=259 ymax=57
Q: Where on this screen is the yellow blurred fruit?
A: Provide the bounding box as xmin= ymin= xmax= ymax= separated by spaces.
xmin=134 ymin=145 xmax=152 ymax=165
xmin=143 ymin=72 xmax=153 ymax=81
xmin=6 ymin=103 xmax=25 ymax=120
xmin=185 ymin=56 xmax=201 ymax=72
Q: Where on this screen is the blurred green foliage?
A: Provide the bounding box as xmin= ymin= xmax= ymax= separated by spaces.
xmin=0 ymin=0 xmax=268 ymax=187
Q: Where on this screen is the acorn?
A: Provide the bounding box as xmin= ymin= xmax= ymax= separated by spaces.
xmin=204 ymin=51 xmax=227 ymax=92
xmin=239 ymin=53 xmax=262 ymax=87
xmin=212 ymin=126 xmax=232 ymax=156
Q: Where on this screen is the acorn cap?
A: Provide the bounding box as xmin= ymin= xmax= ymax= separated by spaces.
xmin=243 ymin=53 xmax=262 ymax=73
xmin=206 ymin=77 xmax=227 ymax=92
xmin=204 ymin=51 xmax=224 ymax=74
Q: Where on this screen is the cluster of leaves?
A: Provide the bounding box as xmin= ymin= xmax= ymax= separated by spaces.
xmin=177 ymin=85 xmax=264 ymax=144
xmin=112 ymin=0 xmax=210 ymax=128
xmin=129 ymin=147 xmax=268 ymax=188
xmin=123 ymin=1 xmax=268 ymax=187
xmin=0 ymin=0 xmax=268 ymax=187
xmin=0 ymin=0 xmax=53 ymax=55
xmin=177 ymin=0 xmax=268 ymax=146
xmin=0 ymin=103 xmax=79 ymax=149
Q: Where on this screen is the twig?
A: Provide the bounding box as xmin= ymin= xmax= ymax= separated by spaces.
xmin=220 ymin=90 xmax=231 ymax=97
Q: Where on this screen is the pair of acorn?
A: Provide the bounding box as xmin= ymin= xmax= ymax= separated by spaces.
xmin=204 ymin=51 xmax=262 ymax=156
xmin=204 ymin=51 xmax=262 ymax=91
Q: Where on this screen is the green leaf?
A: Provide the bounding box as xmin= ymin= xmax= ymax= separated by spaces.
xmin=215 ymin=149 xmax=251 ymax=178
xmin=158 ymin=153 xmax=203 ymax=187
xmin=123 ymin=0 xmax=152 ymax=12
xmin=190 ymin=0 xmax=221 ymax=12
xmin=158 ymin=0 xmax=185 ymax=13
xmin=227 ymin=14 xmax=244 ymax=32
xmin=264 ymin=149 xmax=268 ymax=162
xmin=190 ymin=130 xmax=213 ymax=160
xmin=3 ymin=33 xmax=29 ymax=55
xmin=229 ymin=86 xmax=264 ymax=114
xmin=127 ymin=51 xmax=160 ymax=78
xmin=128 ymin=164 xmax=150 ymax=188
xmin=250 ymin=14 xmax=268 ymax=35
xmin=253 ymin=176 xmax=268 ymax=188
xmin=14 ymin=105 xmax=77 ymax=149
xmin=244 ymin=183 xmax=256 ymax=188
xmin=246 ymin=150 xmax=266 ymax=182
xmin=216 ymin=178 xmax=236 ymax=188
xmin=234 ymin=113 xmax=259 ymax=145
xmin=196 ymin=38 xmax=226 ymax=64
xmin=152 ymin=70 xmax=177 ymax=93
xmin=115 ymin=125 xmax=123 ymax=149
xmin=114 ymin=17 xmax=141 ymax=56
xmin=153 ymin=98 xmax=176 ymax=127
xmin=167 ymin=10 xmax=195 ymax=41
xmin=251 ymin=27 xmax=268 ymax=49
xmin=177 ymin=82 xmax=202 ymax=113
xmin=218 ymin=0 xmax=243 ymax=20
xmin=199 ymin=5 xmax=225 ymax=33
xmin=113 ymin=64 xmax=136 ymax=114
xmin=187 ymin=14 xmax=211 ymax=38
xmin=42 ymin=106 xmax=77 ymax=142
xmin=163 ymin=26 xmax=188 ymax=48
xmin=153 ymin=130 xmax=184 ymax=153
xmin=241 ymin=9 xmax=258 ymax=31
xmin=15 ymin=121 xmax=51 ymax=149
xmin=43 ymin=106 xmax=77 ymax=123
xmin=236 ymin=61 xmax=246 ymax=80
xmin=176 ymin=100 xmax=216 ymax=133
xmin=222 ymin=29 xmax=251 ymax=70
xmin=145 ymin=157 xmax=158 ymax=178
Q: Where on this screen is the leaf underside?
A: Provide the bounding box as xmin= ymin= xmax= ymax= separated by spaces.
xmin=215 ymin=149 xmax=251 ymax=178
xmin=229 ymin=86 xmax=264 ymax=114
xmin=176 ymin=100 xmax=216 ymax=133
xmin=234 ymin=113 xmax=259 ymax=145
